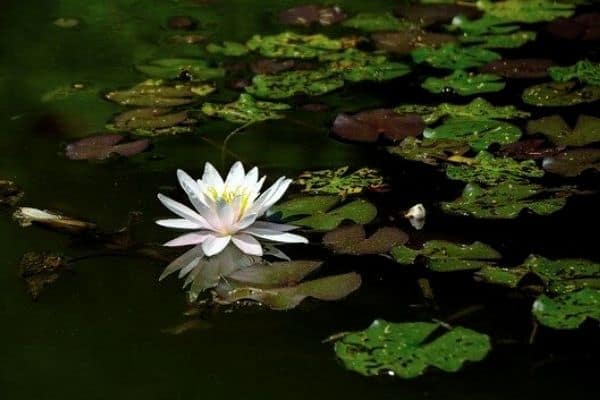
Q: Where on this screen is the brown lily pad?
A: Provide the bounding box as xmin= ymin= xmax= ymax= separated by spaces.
xmin=0 ymin=180 xmax=23 ymax=207
xmin=332 ymin=109 xmax=425 ymax=143
xmin=498 ymin=139 xmax=559 ymax=160
xmin=372 ymin=31 xmax=456 ymax=55
xmin=65 ymin=134 xmax=150 ymax=160
xmin=394 ymin=4 xmax=482 ymax=27
xmin=547 ymin=13 xmax=600 ymax=41
xmin=542 ymin=149 xmax=600 ymax=177
xmin=20 ymin=252 xmax=66 ymax=300
xmin=250 ymin=59 xmax=315 ymax=75
xmin=323 ymin=225 xmax=408 ymax=255
xmin=279 ymin=5 xmax=347 ymax=27
xmin=112 ymin=108 xmax=189 ymax=131
xmin=480 ymin=58 xmax=554 ymax=79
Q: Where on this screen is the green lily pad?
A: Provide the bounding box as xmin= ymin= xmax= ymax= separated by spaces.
xmin=269 ymin=196 xmax=377 ymax=231
xmin=136 ymin=58 xmax=225 ymax=81
xmin=412 ymin=44 xmax=501 ymax=70
xmin=543 ymin=149 xmax=600 ymax=177
xmin=527 ymin=115 xmax=600 ymax=147
xmin=441 ymin=182 xmax=569 ymax=219
xmin=206 ymin=41 xmax=249 ymax=56
xmin=395 ymin=97 xmax=530 ymax=125
xmin=548 ymin=60 xmax=600 ymax=86
xmin=533 ymin=288 xmax=600 ymax=329
xmin=105 ymin=79 xmax=214 ymax=107
xmin=334 ymin=320 xmax=491 ymax=378
xmin=323 ymin=225 xmax=408 ymax=255
xmin=391 ymin=240 xmax=501 ymax=272
xmin=294 ymin=166 xmax=386 ymax=198
xmin=424 ymin=118 xmax=521 ymax=152
xmin=110 ymin=108 xmax=191 ymax=135
xmin=446 ymin=151 xmax=544 ymax=185
xmin=246 ymin=32 xmax=343 ymax=59
xmin=476 ymin=0 xmax=574 ymax=23
xmin=201 ymin=94 xmax=290 ymax=124
xmin=245 ymin=70 xmax=344 ymax=99
xmin=342 ymin=12 xmax=417 ymax=32
xmin=451 ymin=15 xmax=520 ymax=36
xmin=522 ymin=81 xmax=600 ymax=107
xmin=321 ymin=49 xmax=411 ymax=82
xmin=387 ymin=137 xmax=470 ymax=166
xmin=422 ymin=71 xmax=505 ymax=96
xmin=460 ymin=30 xmax=536 ymax=49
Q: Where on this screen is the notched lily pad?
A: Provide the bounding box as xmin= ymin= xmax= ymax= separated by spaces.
xmin=136 ymin=58 xmax=225 ymax=81
xmin=480 ymin=58 xmax=553 ymax=79
xmin=412 ymin=44 xmax=501 ymax=70
xmin=527 ymin=114 xmax=600 ymax=147
xmin=372 ymin=31 xmax=456 ymax=55
xmin=323 ymin=225 xmax=408 ymax=255
xmin=542 ymin=149 xmax=600 ymax=177
xmin=391 ymin=240 xmax=501 ymax=272
xmin=105 ymin=79 xmax=214 ymax=107
xmin=0 ymin=180 xmax=23 ymax=207
xmin=279 ymin=5 xmax=346 ymax=27
xmin=246 ymin=32 xmax=344 ymax=59
xmin=20 ymin=252 xmax=67 ymax=300
xmin=533 ymin=288 xmax=600 ymax=329
xmin=548 ymin=60 xmax=600 ymax=86
xmin=342 ymin=12 xmax=417 ymax=32
xmin=476 ymin=0 xmax=574 ymax=24
xmin=422 ymin=71 xmax=505 ymax=96
xmin=424 ymin=118 xmax=521 ymax=152
xmin=333 ymin=320 xmax=491 ymax=378
xmin=332 ymin=109 xmax=425 ymax=143
xmin=295 ymin=166 xmax=387 ymax=198
xmin=269 ymin=195 xmax=377 ymax=231
xmin=245 ymin=70 xmax=344 ymax=99
xmin=320 ymin=49 xmax=411 ymax=82
xmin=65 ymin=134 xmax=149 ymax=160
xmin=388 ymin=137 xmax=469 ymax=166
xmin=201 ymin=94 xmax=290 ymax=124
xmin=522 ymin=81 xmax=600 ymax=107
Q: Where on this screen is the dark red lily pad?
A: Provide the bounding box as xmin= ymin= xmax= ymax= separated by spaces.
xmin=65 ymin=134 xmax=150 ymax=160
xmin=547 ymin=13 xmax=600 ymax=41
xmin=542 ymin=149 xmax=600 ymax=177
xmin=323 ymin=225 xmax=409 ymax=255
xmin=394 ymin=4 xmax=482 ymax=27
xmin=372 ymin=31 xmax=456 ymax=55
xmin=498 ymin=139 xmax=559 ymax=160
xmin=279 ymin=5 xmax=347 ymax=27
xmin=332 ymin=109 xmax=425 ymax=143
xmin=250 ymin=59 xmax=316 ymax=75
xmin=480 ymin=59 xmax=554 ymax=79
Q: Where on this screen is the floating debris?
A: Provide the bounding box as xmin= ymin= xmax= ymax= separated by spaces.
xmin=405 ymin=203 xmax=426 ymax=230
xmin=20 ymin=252 xmax=66 ymax=300
xmin=13 ymin=207 xmax=96 ymax=233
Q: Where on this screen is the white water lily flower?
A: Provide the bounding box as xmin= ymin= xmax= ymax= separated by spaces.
xmin=156 ymin=162 xmax=308 ymax=257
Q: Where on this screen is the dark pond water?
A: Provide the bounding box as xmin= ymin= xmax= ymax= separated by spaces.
xmin=1 ymin=1 xmax=598 ymax=399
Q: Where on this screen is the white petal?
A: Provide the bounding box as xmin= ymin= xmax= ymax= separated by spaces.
xmin=231 ymin=233 xmax=263 ymax=256
xmin=261 ymin=178 xmax=291 ymax=211
xmin=249 ymin=177 xmax=286 ymax=215
xmin=201 ymin=162 xmax=224 ymax=191
xmin=245 ymin=227 xmax=308 ymax=244
xmin=157 ymin=194 xmax=210 ymax=228
xmin=163 ymin=231 xmax=211 ymax=247
xmin=201 ymin=235 xmax=231 ymax=256
xmin=225 ymin=161 xmax=245 ymax=189
xmin=216 ymin=202 xmax=235 ymax=231
xmin=244 ymin=167 xmax=259 ymax=188
xmin=155 ymin=218 xmax=203 ymax=230
xmin=177 ymin=169 xmax=213 ymax=214
xmin=234 ymin=213 xmax=258 ymax=230
xmin=250 ymin=221 xmax=298 ymax=232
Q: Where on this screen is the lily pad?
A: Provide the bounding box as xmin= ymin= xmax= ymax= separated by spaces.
xmin=295 ymin=166 xmax=386 ymax=198
xmin=111 ymin=107 xmax=191 ymax=135
xmin=548 ymin=60 xmax=600 ymax=86
xmin=395 ymin=97 xmax=529 ymax=125
xmin=342 ymin=12 xmax=417 ymax=32
xmin=480 ymin=58 xmax=553 ymax=79
xmin=333 ymin=320 xmax=491 ymax=378
xmin=206 ymin=41 xmax=249 ymax=56
xmin=278 ymin=5 xmax=346 ymax=27
xmin=423 ymin=118 xmax=521 ymax=152
xmin=269 ymin=196 xmax=377 ymax=231
xmin=320 ymin=49 xmax=411 ymax=82
xmin=522 ymin=81 xmax=600 ymax=107
xmin=332 ymin=109 xmax=425 ymax=143
xmin=105 ymin=79 xmax=214 ymax=107
xmin=65 ymin=134 xmax=149 ymax=160
xmin=542 ymin=149 xmax=600 ymax=177
xmin=422 ymin=71 xmax=505 ymax=96
xmin=476 ymin=0 xmax=574 ymax=23
xmin=387 ymin=137 xmax=470 ymax=166
xmin=323 ymin=225 xmax=408 ymax=255
xmin=527 ymin=115 xmax=600 ymax=147
xmin=226 ymin=260 xmax=322 ymax=288
xmin=499 ymin=139 xmax=557 ymax=160
xmin=412 ymin=44 xmax=501 ymax=70
xmin=246 ymin=32 xmax=344 ymax=59
xmin=245 ymin=70 xmax=344 ymax=99
xmin=136 ymin=58 xmax=225 ymax=81
xmin=391 ymin=240 xmax=501 ymax=272
xmin=533 ymin=288 xmax=600 ymax=329
xmin=201 ymin=94 xmax=290 ymax=124
xmin=441 ymin=182 xmax=569 ymax=219
xmin=372 ymin=31 xmax=456 ymax=55
xmin=450 ymin=15 xmax=520 ymax=36
xmin=446 ymin=151 xmax=544 ymax=185
xmin=460 ymin=30 xmax=536 ymax=49
xmin=547 ymin=13 xmax=600 ymax=41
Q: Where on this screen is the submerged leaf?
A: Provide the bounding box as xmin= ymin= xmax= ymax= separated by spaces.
xmin=332 ymin=109 xmax=425 ymax=143
xmin=105 ymin=79 xmax=214 ymax=107
xmin=480 ymin=58 xmax=553 ymax=79
xmin=533 ymin=288 xmax=600 ymax=329
xmin=526 ymin=115 xmax=600 ymax=147
xmin=65 ymin=134 xmax=149 ymax=160
xmin=206 ymin=41 xmax=249 ymax=56
xmin=476 ymin=0 xmax=574 ymax=24
xmin=424 ymin=118 xmax=521 ymax=152
xmin=245 ymin=70 xmax=344 ymax=99
xmin=388 ymin=137 xmax=469 ymax=166
xmin=372 ymin=31 xmax=456 ymax=55
xmin=412 ymin=44 xmax=501 ymax=70
xmin=548 ymin=60 xmax=600 ymax=86
xmin=334 ymin=320 xmax=491 ymax=378
xmin=201 ymin=94 xmax=290 ymax=124
xmin=20 ymin=252 xmax=66 ymax=300
xmin=295 ymin=166 xmax=386 ymax=198
xmin=246 ymin=32 xmax=344 ymax=59
xmin=278 ymin=5 xmax=346 ymax=27
xmin=136 ymin=58 xmax=225 ymax=81
xmin=342 ymin=12 xmax=417 ymax=32
xmin=422 ymin=71 xmax=505 ymax=96
xmin=542 ymin=149 xmax=600 ymax=177
xmin=324 ymin=225 xmax=408 ymax=255
xmin=522 ymin=81 xmax=600 ymax=107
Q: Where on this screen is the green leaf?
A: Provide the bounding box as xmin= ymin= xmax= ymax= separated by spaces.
xmin=206 ymin=41 xmax=249 ymax=56
xmin=446 ymin=151 xmax=544 ymax=185
xmin=109 ymin=108 xmax=191 ymax=136
xmin=422 ymin=71 xmax=505 ymax=96
xmin=391 ymin=240 xmax=501 ymax=272
xmin=245 ymin=70 xmax=344 ymax=99
xmin=522 ymin=81 xmax=600 ymax=107
xmin=294 ymin=166 xmax=385 ymax=198
xmin=269 ymin=196 xmax=377 ymax=231
xmin=323 ymin=225 xmax=408 ymax=255
xmin=387 ymin=137 xmax=470 ymax=166
xmin=342 ymin=12 xmax=417 ymax=32
xmin=424 ymin=118 xmax=521 ymax=152
xmin=201 ymin=94 xmax=290 ymax=124
xmin=395 ymin=97 xmax=530 ymax=125
xmin=476 ymin=0 xmax=575 ymax=23
xmin=533 ymin=288 xmax=600 ymax=329
xmin=543 ymin=149 xmax=600 ymax=177
xmin=460 ymin=30 xmax=536 ymax=49
xmin=105 ymin=79 xmax=214 ymax=107
xmin=527 ymin=115 xmax=600 ymax=147
xmin=450 ymin=15 xmax=520 ymax=36
xmin=246 ymin=32 xmax=343 ymax=59
xmin=412 ymin=44 xmax=501 ymax=70
xmin=441 ymin=182 xmax=569 ymax=219
xmin=548 ymin=60 xmax=600 ymax=86
xmin=334 ymin=320 xmax=491 ymax=378
xmin=135 ymin=58 xmax=225 ymax=81
xmin=321 ymin=49 xmax=411 ymax=82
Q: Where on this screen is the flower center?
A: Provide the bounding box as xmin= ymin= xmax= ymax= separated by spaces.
xmin=206 ymin=186 xmax=252 ymax=216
